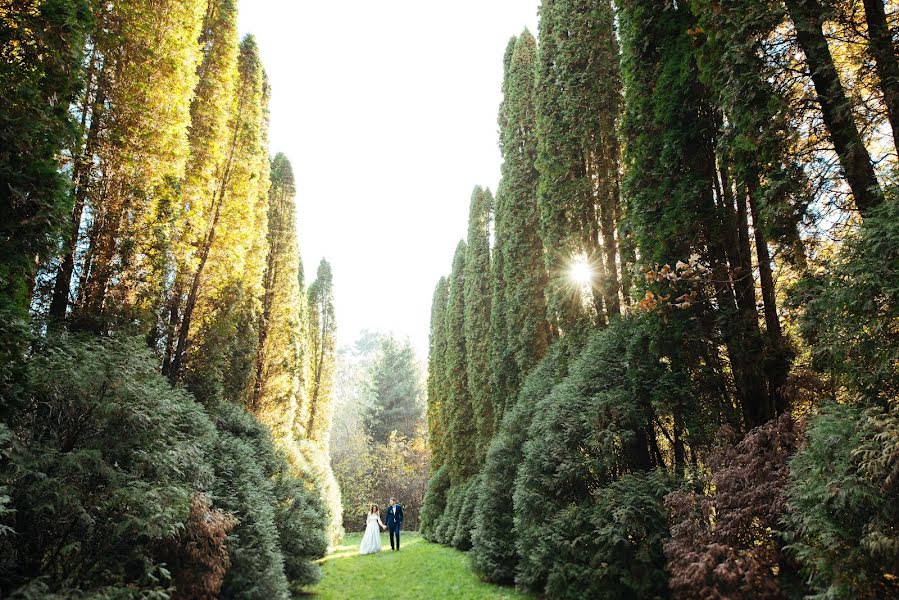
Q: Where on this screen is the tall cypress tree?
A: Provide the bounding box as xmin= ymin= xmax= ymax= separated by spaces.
xmin=619 ymin=0 xmax=773 ymax=431
xmin=306 ymin=259 xmax=336 ymax=445
xmin=61 ymin=0 xmax=207 ymax=325
xmin=48 ymin=0 xmax=207 ymax=324
xmin=427 ymin=277 xmax=450 ymax=468
xmin=251 ymin=153 xmax=304 ymax=443
xmin=495 ymin=31 xmax=552 ymax=405
xmin=536 ymin=0 xmax=622 ymax=331
xmin=159 ymin=0 xmax=239 ymax=371
xmin=464 ymin=186 xmax=495 ymax=460
xmin=0 ymin=0 xmax=90 ymax=316
xmin=304 ymin=258 xmax=343 ymax=542
xmin=169 ymin=35 xmax=268 ymax=389
xmin=445 ymin=241 xmax=478 ymax=484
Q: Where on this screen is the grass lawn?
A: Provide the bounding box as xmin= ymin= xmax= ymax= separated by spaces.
xmin=304 ymin=532 xmax=530 ymax=599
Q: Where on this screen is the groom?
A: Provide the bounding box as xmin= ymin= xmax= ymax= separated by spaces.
xmin=385 ymin=496 xmax=404 ymax=551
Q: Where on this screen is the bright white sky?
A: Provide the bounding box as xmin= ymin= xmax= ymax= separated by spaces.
xmin=238 ymin=1 xmax=539 ymax=357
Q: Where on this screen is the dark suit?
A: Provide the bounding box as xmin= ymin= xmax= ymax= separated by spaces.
xmin=385 ymin=503 xmax=404 ymax=550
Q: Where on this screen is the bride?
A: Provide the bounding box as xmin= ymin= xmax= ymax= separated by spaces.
xmin=359 ymin=504 xmax=387 ymax=555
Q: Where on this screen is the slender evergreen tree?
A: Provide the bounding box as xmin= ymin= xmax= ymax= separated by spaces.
xmin=536 ymin=0 xmax=622 ymax=331
xmin=464 ymin=186 xmax=495 ymax=460
xmin=170 ymin=35 xmax=268 ymax=389
xmin=0 ymin=0 xmax=90 ymax=316
xmin=495 ymin=31 xmax=552 ymax=407
xmin=445 ymin=241 xmax=478 ymax=484
xmin=427 ymin=277 xmax=450 ymax=468
xmin=61 ymin=0 xmax=207 ymax=325
xmin=251 ymin=153 xmax=304 ymax=443
xmin=159 ymin=0 xmax=239 ymax=371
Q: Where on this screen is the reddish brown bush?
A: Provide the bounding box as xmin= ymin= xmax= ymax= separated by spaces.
xmin=158 ymin=494 xmax=236 ymax=600
xmin=664 ymin=414 xmax=801 ymax=600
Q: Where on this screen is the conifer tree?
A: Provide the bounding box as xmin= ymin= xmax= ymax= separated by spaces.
xmin=445 ymin=241 xmax=478 ymax=484
xmin=159 ymin=0 xmax=238 ymax=370
xmin=55 ymin=0 xmax=207 ymax=325
xmin=0 ymin=0 xmax=90 ymax=316
xmin=169 ymin=35 xmax=269 ymax=387
xmin=361 ymin=336 xmax=424 ymax=444
xmin=783 ymin=0 xmax=883 ymax=214
xmin=496 ymin=31 xmax=552 ymax=394
xmin=463 ymin=186 xmax=495 ymax=460
xmin=427 ymin=277 xmax=450 ymax=468
xmin=304 ymin=259 xmax=343 ymax=542
xmin=536 ymin=0 xmax=622 ymax=331
xmin=47 ymin=0 xmax=207 ymax=323
xmin=251 ymin=153 xmax=304 ymax=443
xmin=306 ymin=259 xmax=336 ymax=444
xmin=619 ymin=0 xmax=773 ymax=430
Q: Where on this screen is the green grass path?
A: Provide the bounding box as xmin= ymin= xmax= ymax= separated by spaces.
xmin=305 ymin=532 xmax=530 ymax=599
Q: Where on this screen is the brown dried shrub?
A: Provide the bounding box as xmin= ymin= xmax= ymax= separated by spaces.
xmin=158 ymin=494 xmax=236 ymax=600
xmin=664 ymin=414 xmax=802 ymax=600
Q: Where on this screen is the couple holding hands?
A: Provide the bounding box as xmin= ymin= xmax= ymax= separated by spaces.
xmin=359 ymin=497 xmax=403 ymax=555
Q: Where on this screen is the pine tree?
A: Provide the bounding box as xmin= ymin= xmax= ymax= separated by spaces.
xmin=463 ymin=186 xmax=494 ymax=460
xmin=0 ymin=0 xmax=90 ymax=316
xmin=495 ymin=31 xmax=552 ymax=398
xmin=536 ymin=0 xmax=622 ymax=331
xmin=444 ymin=241 xmax=478 ymax=484
xmin=427 ymin=277 xmax=450 ymax=468
xmin=361 ymin=336 xmax=424 ymax=445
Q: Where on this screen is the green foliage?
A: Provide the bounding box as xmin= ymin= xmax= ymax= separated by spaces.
xmin=514 ymin=319 xmax=659 ymax=593
xmin=450 ymin=477 xmax=479 ymax=551
xmin=271 ymin=453 xmax=329 ymax=591
xmin=444 ymin=242 xmax=478 ymax=483
xmin=0 ymin=323 xmax=328 ymax=598
xmin=209 ymin=401 xmax=290 ymax=599
xmin=495 ymin=31 xmax=552 ymax=386
xmin=469 ymin=339 xmax=573 ymax=583
xmin=420 ymin=465 xmax=450 ymax=542
xmin=361 ymin=336 xmax=424 ymax=445
xmin=427 ymin=278 xmax=450 ymax=468
xmin=463 ymin=186 xmax=494 ymax=460
xmin=794 ymin=197 xmax=899 ymax=401
xmin=785 ymin=402 xmax=899 ymax=599
xmin=0 ymin=331 xmax=214 ymax=596
xmin=536 ymin=0 xmax=622 ymax=329
xmin=0 ymin=0 xmax=90 ymax=315
xmin=543 ymin=471 xmax=673 ymax=600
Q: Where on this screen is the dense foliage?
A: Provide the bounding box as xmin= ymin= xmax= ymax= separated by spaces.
xmin=0 ymin=329 xmax=325 ymax=598
xmin=424 ymin=0 xmax=899 ymax=598
xmin=0 ymin=0 xmax=338 ymax=595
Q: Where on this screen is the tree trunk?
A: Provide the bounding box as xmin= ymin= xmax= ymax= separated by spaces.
xmin=167 ymin=194 xmax=223 ymax=383
xmin=785 ymin=0 xmax=883 ymax=214
xmin=49 ymin=55 xmax=105 ymax=319
xmin=862 ymin=0 xmax=899 ymax=157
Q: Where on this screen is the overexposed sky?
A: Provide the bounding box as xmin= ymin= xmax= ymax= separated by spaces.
xmin=238 ymin=1 xmax=539 ymax=357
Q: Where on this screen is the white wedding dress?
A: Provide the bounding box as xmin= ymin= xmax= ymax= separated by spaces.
xmin=359 ymin=513 xmax=384 ymax=555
